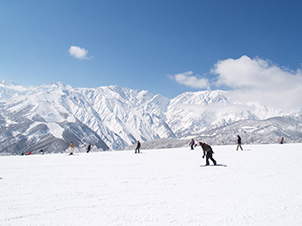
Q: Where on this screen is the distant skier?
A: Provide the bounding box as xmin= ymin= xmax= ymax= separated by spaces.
xmin=135 ymin=140 xmax=141 ymax=154
xmin=40 ymin=149 xmax=44 ymax=155
xmin=200 ymin=142 xmax=217 ymax=166
xmin=69 ymin=141 xmax=75 ymax=155
xmin=189 ymin=139 xmax=195 ymax=150
xmin=236 ymin=135 xmax=243 ymax=151
xmin=280 ymin=137 xmax=284 ymax=144
xmin=87 ymin=143 xmax=92 ymax=153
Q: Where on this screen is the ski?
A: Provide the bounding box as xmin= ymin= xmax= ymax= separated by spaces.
xmin=200 ymin=164 xmax=227 ymax=167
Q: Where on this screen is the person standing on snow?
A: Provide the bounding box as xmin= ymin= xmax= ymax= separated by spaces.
xmin=69 ymin=141 xmax=75 ymax=155
xmin=189 ymin=139 xmax=195 ymax=150
xmin=135 ymin=140 xmax=141 ymax=154
xmin=87 ymin=143 xmax=92 ymax=153
xmin=236 ymin=135 xmax=243 ymax=151
xmin=200 ymin=142 xmax=217 ymax=166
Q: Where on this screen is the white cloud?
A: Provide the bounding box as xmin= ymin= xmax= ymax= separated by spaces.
xmin=212 ymin=55 xmax=302 ymax=111
xmin=169 ymin=71 xmax=210 ymax=89
xmin=68 ymin=46 xmax=91 ymax=60
xmin=171 ymin=56 xmax=302 ymax=111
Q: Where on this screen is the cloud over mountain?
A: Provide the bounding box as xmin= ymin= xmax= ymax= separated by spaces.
xmin=169 ymin=71 xmax=210 ymax=89
xmin=171 ymin=56 xmax=302 ymax=111
xmin=212 ymin=55 xmax=302 ymax=111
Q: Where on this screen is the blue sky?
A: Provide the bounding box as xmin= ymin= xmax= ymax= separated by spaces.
xmin=1 ymin=0 xmax=302 ymax=106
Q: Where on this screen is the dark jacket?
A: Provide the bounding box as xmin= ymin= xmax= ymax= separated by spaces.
xmin=201 ymin=143 xmax=212 ymax=152
xmin=136 ymin=141 xmax=141 ymax=149
xmin=201 ymin=143 xmax=213 ymax=157
xmin=237 ymin=136 xmax=242 ymax=144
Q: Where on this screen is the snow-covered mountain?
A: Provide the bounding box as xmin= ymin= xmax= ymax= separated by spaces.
xmin=0 ymin=81 xmax=301 ymax=154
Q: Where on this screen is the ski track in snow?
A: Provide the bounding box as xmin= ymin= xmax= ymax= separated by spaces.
xmin=1 ymin=143 xmax=302 ymax=226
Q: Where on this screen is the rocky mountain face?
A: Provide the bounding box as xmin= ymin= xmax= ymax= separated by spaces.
xmin=0 ymin=81 xmax=301 ymax=154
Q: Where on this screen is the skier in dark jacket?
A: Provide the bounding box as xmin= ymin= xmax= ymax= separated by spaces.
xmin=236 ymin=135 xmax=243 ymax=151
xmin=200 ymin=142 xmax=217 ymax=166
xmin=135 ymin=140 xmax=141 ymax=154
xmin=87 ymin=143 xmax=92 ymax=153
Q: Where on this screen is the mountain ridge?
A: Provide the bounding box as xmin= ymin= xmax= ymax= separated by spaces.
xmin=0 ymin=81 xmax=301 ymax=154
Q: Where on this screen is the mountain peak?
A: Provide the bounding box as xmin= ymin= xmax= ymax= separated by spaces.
xmin=1 ymin=81 xmax=300 ymax=154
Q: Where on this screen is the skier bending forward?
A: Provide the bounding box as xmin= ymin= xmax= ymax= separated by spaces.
xmin=199 ymin=142 xmax=217 ymax=166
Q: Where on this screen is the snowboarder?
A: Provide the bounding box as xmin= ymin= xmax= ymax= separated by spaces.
xmin=236 ymin=135 xmax=243 ymax=151
xmin=87 ymin=143 xmax=92 ymax=153
xmin=200 ymin=142 xmax=217 ymax=166
xmin=69 ymin=141 xmax=75 ymax=155
xmin=135 ymin=140 xmax=141 ymax=154
xmin=189 ymin=139 xmax=195 ymax=150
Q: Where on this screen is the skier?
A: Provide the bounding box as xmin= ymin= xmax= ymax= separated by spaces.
xmin=236 ymin=135 xmax=243 ymax=151
xmin=135 ymin=140 xmax=141 ymax=154
xmin=87 ymin=143 xmax=92 ymax=153
xmin=280 ymin=137 xmax=284 ymax=144
xmin=69 ymin=141 xmax=75 ymax=155
xmin=189 ymin=139 xmax=195 ymax=150
xmin=200 ymin=142 xmax=217 ymax=166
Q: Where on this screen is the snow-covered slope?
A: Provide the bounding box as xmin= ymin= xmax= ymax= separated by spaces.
xmin=0 ymin=81 xmax=28 ymax=99
xmin=0 ymin=81 xmax=301 ymax=154
xmin=0 ymin=82 xmax=109 ymax=154
xmin=72 ymin=85 xmax=174 ymax=149
xmin=166 ymin=90 xmax=287 ymax=137
xmin=1 ymin=144 xmax=302 ymax=226
xmin=0 ymin=82 xmax=175 ymax=154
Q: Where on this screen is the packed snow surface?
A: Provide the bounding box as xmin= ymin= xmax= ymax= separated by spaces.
xmin=1 ymin=143 xmax=302 ymax=226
